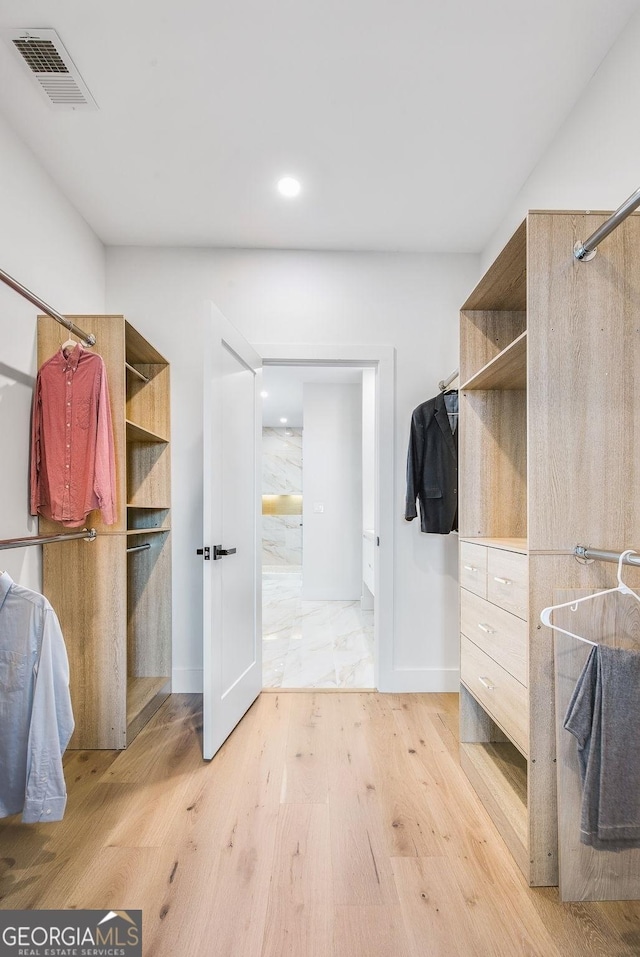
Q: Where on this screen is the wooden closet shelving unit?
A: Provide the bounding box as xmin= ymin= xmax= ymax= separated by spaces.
xmin=38 ymin=314 xmax=171 ymax=749
xmin=458 ymin=211 xmax=640 ymax=885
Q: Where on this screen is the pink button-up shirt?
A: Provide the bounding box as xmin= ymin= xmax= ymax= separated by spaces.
xmin=30 ymin=344 xmax=116 ymax=527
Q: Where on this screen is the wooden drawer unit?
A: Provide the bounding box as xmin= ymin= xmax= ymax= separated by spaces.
xmin=460 ymin=589 xmax=527 ymax=686
xmin=487 ymin=548 xmax=528 ymax=620
xmin=460 ymin=541 xmax=487 ymax=598
xmin=460 ymin=635 xmax=528 ymax=756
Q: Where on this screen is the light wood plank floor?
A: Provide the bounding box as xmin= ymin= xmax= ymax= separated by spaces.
xmin=2 ymin=692 xmax=640 ymax=956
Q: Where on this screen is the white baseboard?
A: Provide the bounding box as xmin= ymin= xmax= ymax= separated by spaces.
xmin=171 ymin=667 xmax=460 ymax=695
xmin=172 ymin=668 xmax=203 ymax=693
xmin=377 ymin=668 xmax=460 ymax=694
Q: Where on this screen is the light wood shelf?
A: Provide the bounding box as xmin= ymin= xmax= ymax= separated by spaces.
xmin=461 ymin=331 xmax=526 ymax=391
xmin=126 ymin=419 xmax=169 ymax=443
xmin=460 ymin=742 xmax=528 ymax=873
xmin=127 ymin=504 xmax=171 ymax=509
xmin=126 ymin=676 xmax=171 ymax=743
xmin=125 ymin=527 xmax=171 ymax=536
xmin=462 ymin=219 xmax=527 ymax=311
xmin=460 ymin=537 xmax=528 ymax=554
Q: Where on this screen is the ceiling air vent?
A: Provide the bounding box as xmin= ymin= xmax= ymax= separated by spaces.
xmin=5 ymin=28 xmax=97 ymax=109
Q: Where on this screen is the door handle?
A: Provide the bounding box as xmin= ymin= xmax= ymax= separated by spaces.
xmin=213 ymin=545 xmax=237 ymax=560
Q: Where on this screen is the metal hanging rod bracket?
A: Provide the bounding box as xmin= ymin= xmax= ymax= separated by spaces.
xmin=574 ymin=187 xmax=640 ymax=261
xmin=0 ymin=266 xmax=96 ymax=346
xmin=438 ymin=368 xmax=459 ymax=392
xmin=574 ymin=544 xmax=640 ymax=567
xmin=0 ymin=528 xmax=96 ymax=551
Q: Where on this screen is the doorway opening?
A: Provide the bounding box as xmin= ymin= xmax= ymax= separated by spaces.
xmin=260 ymin=363 xmax=375 ymax=690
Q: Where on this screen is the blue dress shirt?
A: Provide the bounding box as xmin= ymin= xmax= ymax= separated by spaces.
xmin=0 ymin=572 xmax=74 ymax=822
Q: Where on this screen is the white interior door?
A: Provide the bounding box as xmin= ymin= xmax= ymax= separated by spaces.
xmin=202 ymin=304 xmax=262 ymax=759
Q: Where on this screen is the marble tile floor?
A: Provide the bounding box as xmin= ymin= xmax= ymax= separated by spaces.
xmin=262 ymin=568 xmax=374 ymax=689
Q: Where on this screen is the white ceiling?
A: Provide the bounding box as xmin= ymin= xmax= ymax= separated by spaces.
xmin=262 ymin=365 xmax=363 ymax=427
xmin=0 ymin=0 xmax=637 ymax=252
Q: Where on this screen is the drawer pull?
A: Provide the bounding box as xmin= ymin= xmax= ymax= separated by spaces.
xmin=493 ymin=576 xmax=512 ymax=585
xmin=478 ymin=676 xmax=495 ymax=691
xmin=463 ymin=564 xmax=478 ymax=572
xmin=477 ymin=623 xmax=495 ymax=634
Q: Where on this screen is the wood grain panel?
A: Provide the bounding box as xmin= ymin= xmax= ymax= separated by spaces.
xmin=127 ymin=530 xmax=171 ymax=679
xmin=126 ymin=363 xmax=171 ymax=439
xmin=459 ymin=742 xmax=528 ymax=877
xmin=127 ymin=441 xmax=171 ymax=508
xmin=459 ymin=389 xmax=527 ymax=539
xmin=43 ymin=534 xmax=127 ymax=749
xmin=459 ymin=311 xmax=526 ymax=385
xmin=461 ymin=219 xmax=527 ymax=311
xmin=125 ymin=321 xmax=168 ymax=364
xmin=527 ymin=211 xmax=640 ymax=551
xmin=553 ymin=588 xmax=640 ymax=901
xmin=462 ymin=331 xmax=527 ymax=390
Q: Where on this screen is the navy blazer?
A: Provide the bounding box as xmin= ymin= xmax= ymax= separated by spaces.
xmin=405 ymin=391 xmax=458 ymax=534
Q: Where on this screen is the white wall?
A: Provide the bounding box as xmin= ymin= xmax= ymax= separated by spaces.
xmin=106 ymin=247 xmax=478 ymax=691
xmin=0 ymin=112 xmax=105 ymax=591
xmin=302 ymin=383 xmax=362 ymax=600
xmin=483 ymin=8 xmax=640 ymax=269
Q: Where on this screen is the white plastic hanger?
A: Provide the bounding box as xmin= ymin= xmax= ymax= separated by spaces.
xmin=539 ymin=549 xmax=640 ymax=646
xmin=61 ymin=334 xmax=78 ymax=355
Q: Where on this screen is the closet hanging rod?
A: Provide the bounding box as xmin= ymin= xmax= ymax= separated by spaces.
xmin=574 ymin=544 xmax=640 ymax=567
xmin=125 ymin=362 xmax=150 ymax=383
xmin=126 ymin=543 xmax=151 ymax=554
xmin=0 ymin=266 xmax=96 ymax=346
xmin=0 ymin=528 xmax=97 ymax=551
xmin=574 ymin=187 xmax=640 ymax=261
xmin=438 ymin=368 xmax=459 ymax=391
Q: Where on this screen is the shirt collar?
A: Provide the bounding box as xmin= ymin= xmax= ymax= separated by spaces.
xmin=0 ymin=571 xmax=14 ymax=612
xmin=61 ymin=342 xmax=84 ymax=373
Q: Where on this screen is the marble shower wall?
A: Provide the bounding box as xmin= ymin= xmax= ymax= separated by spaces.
xmin=262 ymin=428 xmax=303 ymax=566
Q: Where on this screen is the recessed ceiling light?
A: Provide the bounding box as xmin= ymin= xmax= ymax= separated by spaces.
xmin=260 ymin=390 xmax=269 ymax=398
xmin=277 ymin=176 xmax=301 ymax=198
xmin=280 ymin=417 xmax=288 ymax=423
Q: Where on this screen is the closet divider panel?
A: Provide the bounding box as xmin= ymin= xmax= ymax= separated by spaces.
xmin=527 ymin=212 xmax=640 ymax=552
xmin=552 ymin=586 xmax=640 ymax=901
xmin=43 ymin=535 xmax=127 ymax=750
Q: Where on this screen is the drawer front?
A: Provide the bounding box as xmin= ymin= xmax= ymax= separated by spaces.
xmin=460 ymin=589 xmax=527 ymax=686
xmin=487 ymin=549 xmax=528 ymax=620
xmin=460 ymin=636 xmax=528 ymax=755
xmin=460 ymin=542 xmax=487 ymax=598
